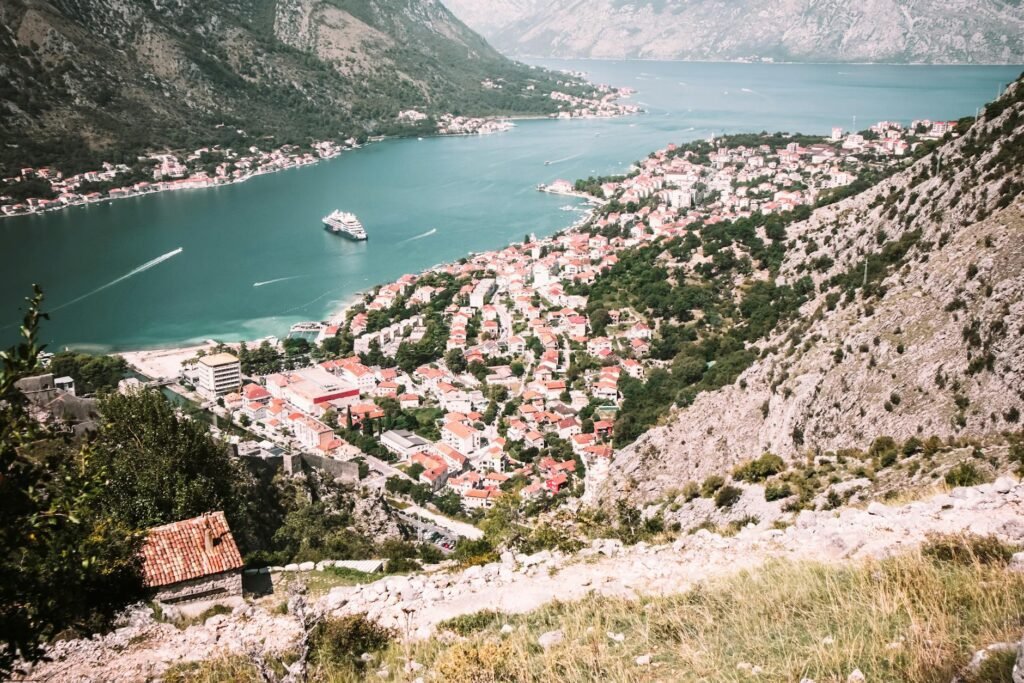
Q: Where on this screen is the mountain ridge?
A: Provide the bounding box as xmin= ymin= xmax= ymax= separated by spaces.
xmin=0 ymin=0 xmax=592 ymax=177
xmin=441 ymin=0 xmax=1024 ymax=65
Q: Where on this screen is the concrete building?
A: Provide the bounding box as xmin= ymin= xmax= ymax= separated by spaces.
xmin=196 ymin=353 xmax=241 ymax=400
xmin=380 ymin=429 xmax=431 ymax=460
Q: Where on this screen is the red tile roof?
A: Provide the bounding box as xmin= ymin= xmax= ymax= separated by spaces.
xmin=139 ymin=511 xmax=244 ymax=587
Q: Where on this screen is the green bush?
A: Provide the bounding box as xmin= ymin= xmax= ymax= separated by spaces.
xmin=921 ymin=533 xmax=1015 ymax=567
xmin=734 ymin=453 xmax=785 ymax=482
xmin=701 ymin=475 xmax=725 ymax=498
xmin=439 ymin=610 xmax=504 ymax=636
xmin=714 ymin=485 xmax=743 ymax=509
xmin=310 ymin=614 xmax=395 ymax=671
xmin=945 ymin=461 xmax=985 ymax=487
xmin=764 ymin=482 xmax=793 ymax=502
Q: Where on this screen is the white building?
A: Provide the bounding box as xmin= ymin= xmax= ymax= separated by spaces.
xmin=196 ymin=353 xmax=241 ymax=400
xmin=380 ymin=429 xmax=431 ymax=461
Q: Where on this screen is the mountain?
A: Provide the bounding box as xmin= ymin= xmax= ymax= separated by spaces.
xmin=592 ymin=75 xmax=1024 ymax=506
xmin=441 ymin=0 xmax=1024 ymax=64
xmin=0 ymin=0 xmax=592 ymax=176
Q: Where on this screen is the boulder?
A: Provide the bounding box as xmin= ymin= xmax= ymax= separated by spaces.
xmin=298 ymin=561 xmax=315 ymax=572
xmin=538 ymin=629 xmax=564 ymax=650
xmin=1010 ymin=553 xmax=1024 ymax=573
xmin=866 ymin=502 xmax=889 ymax=517
xmin=995 ymin=477 xmax=1017 ymax=494
xmin=1014 ymin=636 xmax=1024 ymax=683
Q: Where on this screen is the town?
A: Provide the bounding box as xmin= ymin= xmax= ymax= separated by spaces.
xmin=119 ymin=114 xmax=961 ymax=530
xmin=1 ymin=87 xmax=639 ymax=219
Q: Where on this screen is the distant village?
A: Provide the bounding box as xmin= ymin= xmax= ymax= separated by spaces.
xmin=131 ymin=115 xmax=957 ymax=521
xmin=2 ymin=85 xmax=638 ymax=219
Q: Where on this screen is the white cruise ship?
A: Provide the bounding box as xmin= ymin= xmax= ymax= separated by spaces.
xmin=322 ymin=210 xmax=368 ymax=240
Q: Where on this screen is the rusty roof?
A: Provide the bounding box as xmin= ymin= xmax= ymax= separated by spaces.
xmin=140 ymin=511 xmax=244 ymax=587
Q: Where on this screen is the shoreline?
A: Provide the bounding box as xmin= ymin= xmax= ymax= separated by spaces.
xmin=113 ymin=193 xmax=601 ymax=362
xmin=525 ymin=56 xmax=1024 ymax=68
xmin=1 ymin=106 xmax=638 ymax=223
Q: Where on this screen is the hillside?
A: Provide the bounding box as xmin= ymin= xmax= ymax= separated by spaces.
xmin=594 ymin=76 xmax=1024 ymax=506
xmin=442 ymin=0 xmax=1024 ymax=64
xmin=0 ymin=0 xmax=592 ymax=177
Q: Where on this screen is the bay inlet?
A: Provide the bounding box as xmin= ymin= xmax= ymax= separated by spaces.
xmin=0 ymin=60 xmax=1018 ymax=350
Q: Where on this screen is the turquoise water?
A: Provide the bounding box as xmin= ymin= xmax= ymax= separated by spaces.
xmin=1 ymin=61 xmax=1019 ymax=350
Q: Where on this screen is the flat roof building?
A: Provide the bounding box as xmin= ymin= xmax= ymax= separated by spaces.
xmin=196 ymin=353 xmax=241 ymax=400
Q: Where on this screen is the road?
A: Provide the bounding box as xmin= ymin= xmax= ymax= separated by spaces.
xmin=402 ymin=503 xmax=484 ymax=540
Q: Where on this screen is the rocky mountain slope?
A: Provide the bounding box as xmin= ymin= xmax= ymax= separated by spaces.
xmin=0 ymin=0 xmax=581 ymax=176
xmin=442 ymin=0 xmax=1024 ymax=64
xmin=595 ymin=77 xmax=1024 ymax=506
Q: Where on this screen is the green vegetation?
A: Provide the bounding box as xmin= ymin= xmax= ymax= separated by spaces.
xmin=41 ymin=351 xmax=127 ymax=394
xmin=0 ymin=289 xmax=144 ymax=676
xmin=734 ymin=453 xmax=785 ymax=483
xmin=570 ymin=189 xmax=815 ymax=444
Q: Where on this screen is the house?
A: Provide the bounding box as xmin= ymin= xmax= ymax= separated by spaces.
xmin=448 ymin=470 xmax=481 ymax=495
xmin=442 ymin=421 xmax=482 ymax=454
xmin=139 ymin=511 xmax=244 ymax=605
xmin=463 ymin=487 xmax=502 ymax=510
xmin=432 ymin=442 xmax=469 ymax=473
xmin=294 ymin=417 xmax=335 ymax=451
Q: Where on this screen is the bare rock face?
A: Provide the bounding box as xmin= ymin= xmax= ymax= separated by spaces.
xmin=352 ymin=492 xmax=405 ymax=540
xmin=443 ymin=0 xmax=1024 ymax=64
xmin=594 ymin=82 xmax=1024 ymax=507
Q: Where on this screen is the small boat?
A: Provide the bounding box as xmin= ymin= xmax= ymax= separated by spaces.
xmin=322 ymin=210 xmax=367 ymax=240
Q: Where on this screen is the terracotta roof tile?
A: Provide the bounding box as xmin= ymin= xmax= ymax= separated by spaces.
xmin=140 ymin=511 xmax=243 ymax=587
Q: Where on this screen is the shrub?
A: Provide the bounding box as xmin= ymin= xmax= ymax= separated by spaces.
xmin=764 ymin=482 xmax=793 ymax=502
xmin=433 ymin=640 xmax=515 ymax=683
xmin=680 ymin=480 xmax=700 ymax=502
xmin=714 ymin=485 xmax=743 ymax=509
xmin=310 ymin=615 xmax=394 ymax=671
xmin=439 ymin=610 xmax=504 ymax=636
xmin=700 ymin=475 xmax=725 ymax=498
xmin=921 ymin=533 xmax=1015 ymax=567
xmin=733 ymin=453 xmax=785 ymax=483
xmin=945 ymin=461 xmax=985 ymax=487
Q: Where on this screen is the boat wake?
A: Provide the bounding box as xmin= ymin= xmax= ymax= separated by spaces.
xmin=544 ymin=153 xmax=582 ymax=166
xmin=51 ymin=247 xmax=183 ymax=312
xmin=400 ymin=228 xmax=437 ymax=244
xmin=254 ymin=276 xmax=301 ymax=288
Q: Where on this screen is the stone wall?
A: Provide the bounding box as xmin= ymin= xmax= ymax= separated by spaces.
xmin=291 ymin=452 xmax=359 ymax=481
xmin=153 ymin=570 xmax=242 ymax=605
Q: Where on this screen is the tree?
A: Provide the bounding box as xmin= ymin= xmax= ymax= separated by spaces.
xmin=445 ymin=348 xmax=467 ymax=374
xmin=87 ymin=390 xmax=260 ymax=551
xmin=46 ymin=352 xmax=127 ymax=394
xmin=1 ymin=288 xmax=143 ymax=677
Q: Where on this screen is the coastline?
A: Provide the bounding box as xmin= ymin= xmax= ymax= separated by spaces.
xmin=2 ymin=106 xmax=637 ymax=223
xmin=114 ymin=191 xmax=601 ymax=366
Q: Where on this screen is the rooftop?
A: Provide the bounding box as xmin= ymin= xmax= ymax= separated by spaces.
xmin=139 ymin=511 xmax=243 ymax=588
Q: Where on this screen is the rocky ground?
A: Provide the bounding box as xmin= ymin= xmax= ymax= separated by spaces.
xmin=22 ymin=474 xmax=1024 ymax=682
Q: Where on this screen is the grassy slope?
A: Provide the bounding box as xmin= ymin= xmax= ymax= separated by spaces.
xmin=170 ymin=545 xmax=1024 ymax=682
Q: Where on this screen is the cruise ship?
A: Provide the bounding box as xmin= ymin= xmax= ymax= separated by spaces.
xmin=322 ymin=210 xmax=368 ymax=240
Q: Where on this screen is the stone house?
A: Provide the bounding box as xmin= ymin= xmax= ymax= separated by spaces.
xmin=140 ymin=511 xmax=244 ymax=605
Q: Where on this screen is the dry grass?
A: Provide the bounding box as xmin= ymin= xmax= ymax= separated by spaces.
xmin=168 ymin=546 xmax=1024 ymax=682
